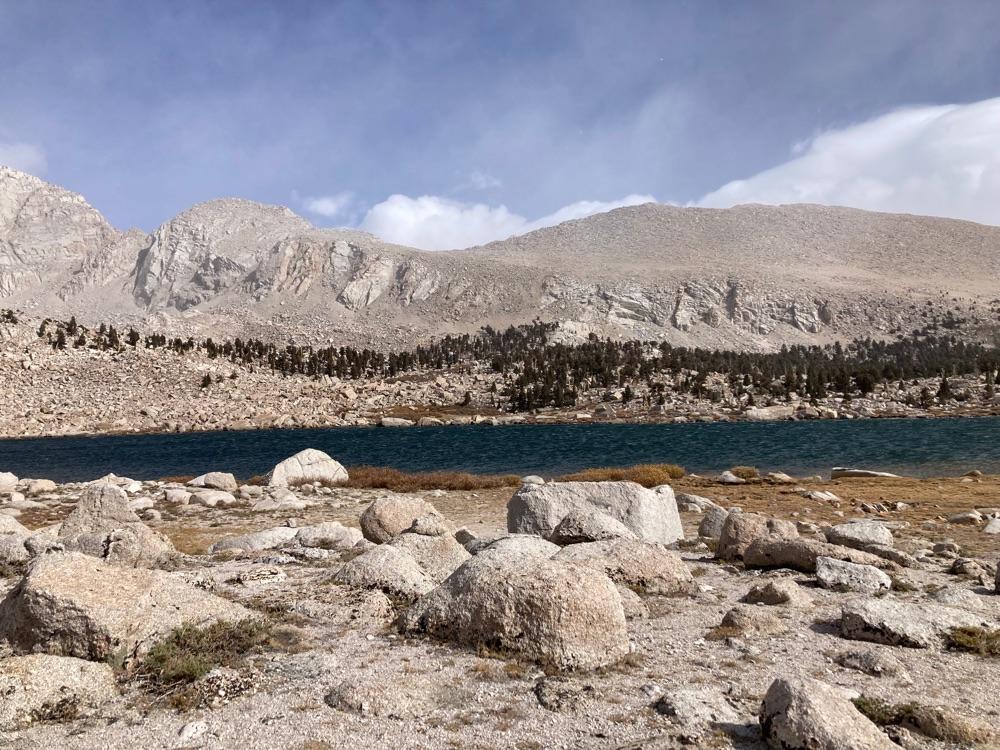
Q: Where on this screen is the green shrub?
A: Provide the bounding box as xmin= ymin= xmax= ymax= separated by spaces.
xmin=134 ymin=619 xmax=273 ymax=692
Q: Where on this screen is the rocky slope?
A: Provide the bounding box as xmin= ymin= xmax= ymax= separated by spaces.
xmin=2 ymin=312 xmax=996 ymax=439
xmin=2 ymin=165 xmax=999 ymax=351
xmin=1 ymin=466 xmax=999 ymax=748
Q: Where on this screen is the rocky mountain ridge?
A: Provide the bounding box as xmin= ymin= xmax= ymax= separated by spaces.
xmin=2 ymin=165 xmax=998 ymax=351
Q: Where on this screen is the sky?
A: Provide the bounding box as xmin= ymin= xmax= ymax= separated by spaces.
xmin=2 ymin=1 xmax=1000 ymax=249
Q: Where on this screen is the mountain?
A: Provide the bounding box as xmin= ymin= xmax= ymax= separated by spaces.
xmin=1 ymin=165 xmax=998 ymax=351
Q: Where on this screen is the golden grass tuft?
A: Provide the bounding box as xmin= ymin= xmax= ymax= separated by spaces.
xmin=557 ymin=463 xmax=686 ymax=487
xmin=729 ymin=465 xmax=760 ymax=480
xmin=343 ymin=465 xmax=520 ymax=492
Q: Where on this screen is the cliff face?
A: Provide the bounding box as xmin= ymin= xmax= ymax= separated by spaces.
xmin=0 ymin=167 xmax=120 ymax=297
xmin=2 ymin=166 xmax=998 ymax=350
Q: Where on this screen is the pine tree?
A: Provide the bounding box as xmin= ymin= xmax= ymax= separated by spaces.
xmin=936 ymin=377 xmax=952 ymax=401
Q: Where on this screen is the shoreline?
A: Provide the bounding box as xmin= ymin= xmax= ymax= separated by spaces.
xmin=2 ymin=405 xmax=999 ymax=442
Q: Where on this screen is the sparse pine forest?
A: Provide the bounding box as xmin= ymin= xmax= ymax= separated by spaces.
xmin=16 ymin=311 xmax=1000 ymax=413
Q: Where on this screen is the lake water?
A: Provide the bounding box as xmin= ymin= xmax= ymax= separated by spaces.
xmin=1 ymin=417 xmax=998 ymax=483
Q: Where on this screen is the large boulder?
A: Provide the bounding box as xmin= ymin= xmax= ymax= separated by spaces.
xmin=360 ymin=495 xmax=443 ymax=544
xmin=57 ymin=483 xmax=174 ymax=567
xmin=553 ymin=539 xmax=694 ymax=595
xmin=744 ymin=537 xmax=889 ymax=573
xmin=388 ymin=531 xmax=470 ymax=583
xmin=0 ymin=534 xmax=30 ymax=568
xmin=25 ymin=479 xmax=57 ymax=495
xmin=401 ymin=551 xmax=629 ymax=670
xmin=716 ymin=512 xmax=798 ymax=561
xmin=760 ymin=677 xmax=897 ymax=749
xmin=268 ymin=448 xmax=348 ymax=487
xmin=0 ymin=515 xmax=30 ymax=566
xmin=0 ymin=472 xmax=18 ymax=491
xmin=294 ymin=521 xmax=363 ymax=550
xmin=824 ymin=522 xmax=894 ymax=550
xmin=207 ymin=526 xmax=299 ymax=554
xmin=549 ymin=509 xmax=637 ymax=545
xmin=507 ymin=481 xmax=682 ymax=545
xmin=0 ymin=654 xmax=118 ymax=731
xmin=673 ymin=492 xmax=721 ymax=513
xmin=815 ymin=557 xmax=891 ymax=595
xmin=333 ymin=545 xmax=435 ymax=601
xmin=0 ymin=553 xmax=253 ymax=663
xmin=474 ymin=534 xmax=560 ymax=558
xmin=188 ymin=472 xmax=239 ymax=492
xmin=190 ymin=489 xmax=239 ymax=508
xmin=840 ymin=598 xmax=997 ymax=649
xmin=697 ymin=505 xmax=730 ymax=540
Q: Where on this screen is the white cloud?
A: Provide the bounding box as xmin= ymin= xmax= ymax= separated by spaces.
xmin=698 ymin=97 xmax=1000 ymax=226
xmin=302 ymin=191 xmax=354 ymax=219
xmin=360 ymin=193 xmax=655 ymax=250
xmin=0 ymin=142 xmax=47 ymax=175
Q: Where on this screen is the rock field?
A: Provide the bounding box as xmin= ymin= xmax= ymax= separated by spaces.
xmin=1 ymin=453 xmax=1000 ymax=748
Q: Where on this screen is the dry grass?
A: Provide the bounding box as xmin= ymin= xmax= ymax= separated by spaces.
xmin=728 ymin=465 xmax=760 ymax=480
xmin=946 ymin=626 xmax=1000 ymax=656
xmin=557 ymin=463 xmax=686 ymax=487
xmin=853 ymin=695 xmax=994 ymax=744
xmin=343 ymin=465 xmax=520 ymax=492
xmin=704 ymin=625 xmax=744 ymax=642
xmin=158 ymin=474 xmax=195 ymax=484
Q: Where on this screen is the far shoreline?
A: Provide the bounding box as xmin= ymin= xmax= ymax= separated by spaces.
xmin=1 ymin=406 xmax=998 ymax=443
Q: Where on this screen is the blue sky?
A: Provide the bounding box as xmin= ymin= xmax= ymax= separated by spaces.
xmin=2 ymin=1 xmax=1000 ymax=248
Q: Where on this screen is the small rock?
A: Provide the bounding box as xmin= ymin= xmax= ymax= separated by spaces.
xmin=833 ymin=649 xmax=907 ymax=678
xmin=188 ymin=472 xmax=238 ymax=492
xmin=816 ymin=557 xmax=892 ymax=595
xmin=741 ymin=579 xmax=813 ymax=608
xmin=759 ymin=676 xmax=897 ymax=749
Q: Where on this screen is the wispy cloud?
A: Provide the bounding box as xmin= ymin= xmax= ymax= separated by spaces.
xmin=0 ymin=141 xmax=47 ymax=175
xmin=455 ymin=170 xmax=503 ymax=192
xmin=301 ymin=191 xmax=355 ymax=220
xmin=698 ymin=97 xmax=1000 ymax=226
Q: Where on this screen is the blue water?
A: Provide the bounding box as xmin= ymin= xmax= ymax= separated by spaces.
xmin=1 ymin=418 xmax=998 ymax=482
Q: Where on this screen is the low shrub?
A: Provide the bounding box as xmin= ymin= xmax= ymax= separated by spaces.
xmin=133 ymin=619 xmax=273 ymax=693
xmin=557 ymin=463 xmax=686 ymax=487
xmin=946 ymin=626 xmax=1000 ymax=656
xmin=852 ymin=695 xmax=912 ymax=725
